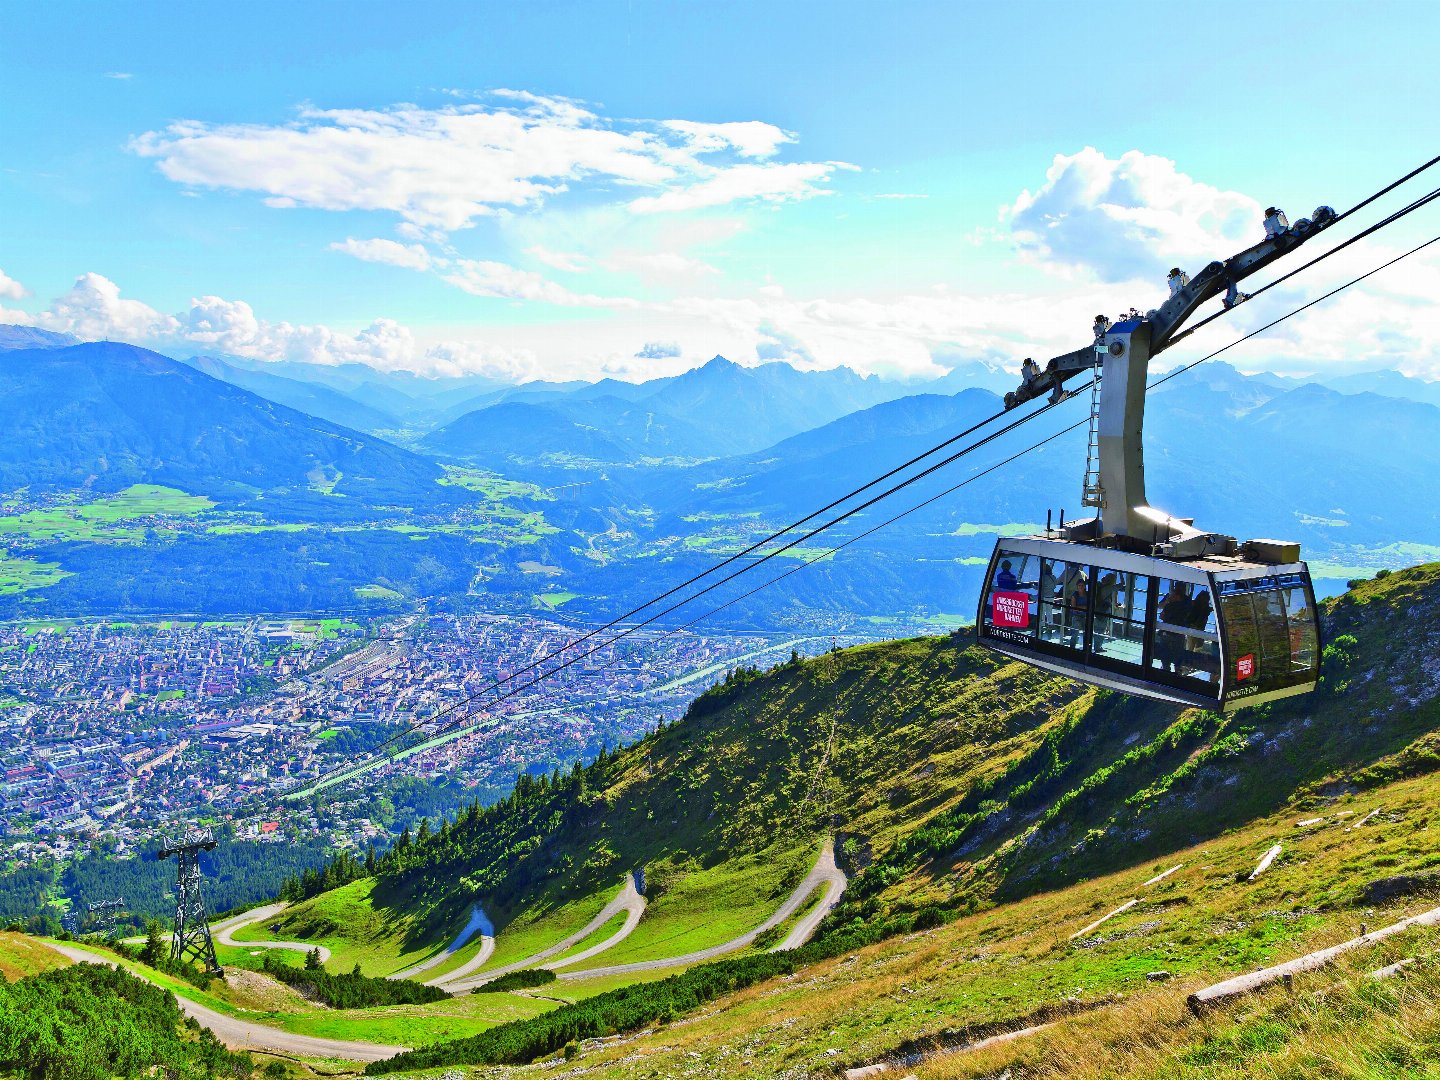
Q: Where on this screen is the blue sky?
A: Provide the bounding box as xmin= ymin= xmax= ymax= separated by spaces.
xmin=2 ymin=0 xmax=1438 ymax=381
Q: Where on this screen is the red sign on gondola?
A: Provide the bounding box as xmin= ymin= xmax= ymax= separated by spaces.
xmin=1236 ymin=653 xmax=1256 ymax=681
xmin=992 ymin=591 xmax=1030 ymax=629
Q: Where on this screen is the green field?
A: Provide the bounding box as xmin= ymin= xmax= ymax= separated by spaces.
xmin=535 ymin=589 xmax=578 ymax=610
xmin=437 ymin=467 xmax=553 ymax=502
xmin=0 ymin=554 xmax=70 ymax=595
xmin=356 ymin=583 xmax=406 ymax=601
xmin=77 ymin=485 xmax=216 ymax=520
xmin=271 ymin=991 xmax=555 ymax=1044
xmin=950 ymin=520 xmax=1046 ymax=537
xmin=0 ymin=485 xmax=215 ymax=545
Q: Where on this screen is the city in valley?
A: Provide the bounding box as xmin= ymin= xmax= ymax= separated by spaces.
xmin=0 ymin=613 xmax=862 ymax=868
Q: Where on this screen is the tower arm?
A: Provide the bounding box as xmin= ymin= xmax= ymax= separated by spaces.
xmin=1002 ymin=206 xmax=1337 ymax=410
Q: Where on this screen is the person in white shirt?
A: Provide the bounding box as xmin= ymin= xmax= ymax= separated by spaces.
xmin=1167 ymin=267 xmax=1190 ymax=296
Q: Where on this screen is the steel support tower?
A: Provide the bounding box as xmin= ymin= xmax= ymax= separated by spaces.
xmin=87 ymin=896 xmax=127 ymax=937
xmin=158 ymin=829 xmax=222 ymax=975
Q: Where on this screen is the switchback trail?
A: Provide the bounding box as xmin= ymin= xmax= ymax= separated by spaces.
xmin=213 ymin=903 xmax=333 ymax=963
xmin=416 ymin=921 xmax=495 ymax=987
xmin=39 ymin=940 xmax=405 ymax=1062
xmin=389 ymin=904 xmax=491 ymax=982
xmin=444 ymin=872 xmax=646 ymax=992
xmin=558 ymin=839 xmax=846 ymax=981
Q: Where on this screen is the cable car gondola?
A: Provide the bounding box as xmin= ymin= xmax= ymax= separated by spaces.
xmin=976 ymin=208 xmax=1337 ymax=711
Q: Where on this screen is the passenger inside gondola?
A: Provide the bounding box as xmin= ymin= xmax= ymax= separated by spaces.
xmin=1152 ymin=579 xmax=1218 ymax=682
xmin=1090 ymin=571 xmax=1145 ymax=666
xmin=983 ymin=552 xmax=1040 ymax=639
xmin=1064 ymin=568 xmax=1089 ymax=647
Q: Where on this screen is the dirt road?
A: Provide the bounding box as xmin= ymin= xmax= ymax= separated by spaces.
xmin=444 ymin=872 xmax=646 ymax=992
xmin=213 ymin=903 xmax=332 ymax=963
xmin=39 ymin=940 xmax=404 ymax=1062
xmin=559 ymin=839 xmax=845 ymax=981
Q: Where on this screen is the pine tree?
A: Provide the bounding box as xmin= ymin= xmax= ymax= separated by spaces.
xmin=140 ymin=920 xmax=166 ymax=967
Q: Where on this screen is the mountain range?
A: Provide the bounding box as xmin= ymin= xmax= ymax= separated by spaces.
xmin=4 ymin=324 xmax=1440 ymax=623
xmin=0 ymin=342 xmax=446 ymax=507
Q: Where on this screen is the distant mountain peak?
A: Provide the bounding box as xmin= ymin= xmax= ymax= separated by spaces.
xmin=0 ymin=324 xmax=80 ymax=352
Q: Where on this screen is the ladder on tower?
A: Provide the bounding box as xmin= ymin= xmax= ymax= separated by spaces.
xmin=1081 ymin=362 xmax=1105 ymax=509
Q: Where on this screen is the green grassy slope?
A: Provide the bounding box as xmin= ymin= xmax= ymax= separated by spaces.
xmin=377 ymin=565 xmax=1440 ymax=953
xmin=339 ymin=564 xmax=1440 ymax=1075
xmin=535 ymin=763 xmax=1440 ymax=1079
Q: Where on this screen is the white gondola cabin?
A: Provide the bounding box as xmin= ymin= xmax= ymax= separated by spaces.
xmin=975 ymin=209 xmax=1336 ymax=711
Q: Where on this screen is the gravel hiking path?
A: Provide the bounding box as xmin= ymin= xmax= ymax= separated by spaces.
xmin=416 ymin=919 xmax=495 ymax=988
xmin=444 ymin=873 xmax=646 ymax=992
xmin=213 ymin=903 xmax=333 ymax=963
xmin=388 ymin=904 xmax=491 ymax=982
xmin=40 ymin=940 xmax=405 ymax=1062
xmin=558 ymin=839 xmax=845 ymax=981
xmin=771 ymin=846 xmax=847 ymax=952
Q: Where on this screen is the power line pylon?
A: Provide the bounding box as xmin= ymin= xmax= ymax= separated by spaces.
xmin=158 ymin=828 xmax=222 ymax=976
xmin=87 ymin=896 xmax=127 ymax=938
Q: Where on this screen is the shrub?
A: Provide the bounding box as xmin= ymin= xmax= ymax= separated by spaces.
xmin=259 ymin=951 xmax=447 ymax=1008
xmin=477 ymin=968 xmax=557 ymax=993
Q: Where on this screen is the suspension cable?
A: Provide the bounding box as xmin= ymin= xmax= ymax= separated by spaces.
xmin=1164 ymin=180 xmax=1440 ymax=350
xmin=290 ymin=163 xmax=1440 ymax=797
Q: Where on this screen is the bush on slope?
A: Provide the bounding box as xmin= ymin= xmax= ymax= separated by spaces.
xmin=0 ymin=962 xmax=251 ymax=1080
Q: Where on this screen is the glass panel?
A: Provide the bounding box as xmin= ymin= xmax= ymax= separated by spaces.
xmin=982 ymin=552 xmax=1038 ymax=642
xmin=1153 ymin=579 xmax=1220 ymax=684
xmin=1092 ymin=570 xmax=1148 ymax=665
xmin=1218 ymin=575 xmax=1320 ymax=694
xmin=1038 ymin=559 xmax=1088 ymax=650
xmin=1255 ymin=588 xmax=1291 ymax=678
xmin=1282 ymin=586 xmax=1319 ymax=674
xmin=1219 ymin=588 xmax=1261 ymax=687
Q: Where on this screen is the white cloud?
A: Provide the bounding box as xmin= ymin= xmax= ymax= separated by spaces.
xmin=1007 ymin=148 xmax=1260 ymax=283
xmin=130 ymin=93 xmax=851 ymax=232
xmin=104 ymin=71 xmax=133 ymax=80
xmin=5 ymin=272 xmax=536 ymax=376
xmin=628 ymin=161 xmax=855 ymax=215
xmin=0 ymin=268 xmax=29 ymax=300
xmin=330 ymin=237 xmax=440 ymax=271
xmin=441 ymin=258 xmax=632 ymax=308
xmin=36 ymin=273 xmax=180 ymax=342
xmin=635 ymin=341 xmax=680 ymax=360
xmin=662 ymin=120 xmax=792 ymax=159
xmin=525 ymin=246 xmax=591 ymax=273
xmin=601 ymin=251 xmax=718 ymax=280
